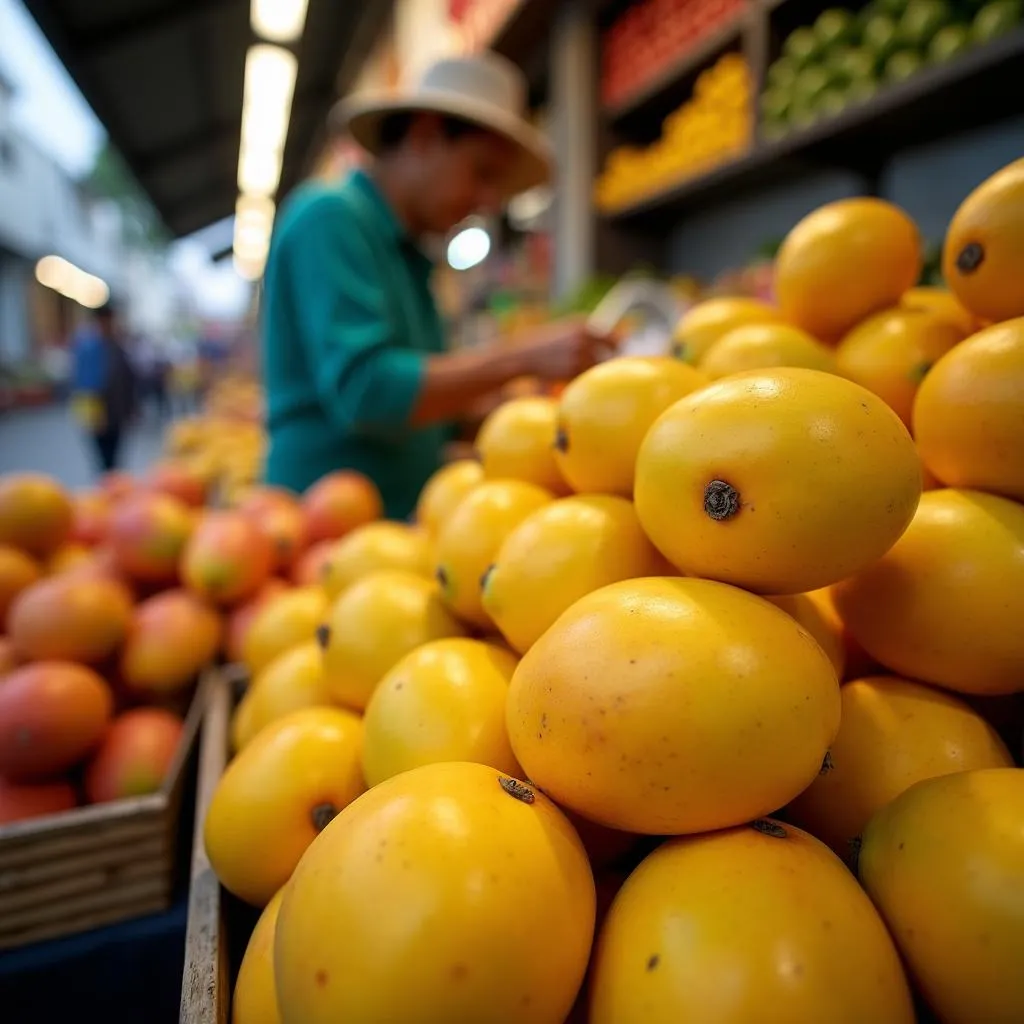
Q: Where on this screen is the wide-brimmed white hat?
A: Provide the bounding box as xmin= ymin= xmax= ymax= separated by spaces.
xmin=336 ymin=52 xmax=553 ymax=197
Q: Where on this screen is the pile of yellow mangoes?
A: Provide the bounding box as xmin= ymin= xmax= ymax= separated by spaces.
xmin=207 ymin=158 xmax=1024 ymax=1024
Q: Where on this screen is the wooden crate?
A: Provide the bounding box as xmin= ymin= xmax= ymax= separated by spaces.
xmin=0 ymin=676 xmax=209 ymax=951
xmin=180 ymin=666 xmax=258 ymax=1024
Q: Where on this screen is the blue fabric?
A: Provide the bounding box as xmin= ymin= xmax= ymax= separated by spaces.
xmin=70 ymin=327 xmax=110 ymax=394
xmin=261 ymin=169 xmax=452 ymax=520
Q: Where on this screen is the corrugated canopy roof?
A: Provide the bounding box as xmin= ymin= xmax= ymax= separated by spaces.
xmin=23 ymin=0 xmax=394 ymax=237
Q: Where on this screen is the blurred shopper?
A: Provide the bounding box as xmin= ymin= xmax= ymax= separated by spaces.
xmin=70 ymin=302 xmax=138 ymax=473
xmin=262 ymin=53 xmax=611 ymax=519
xmin=133 ymin=333 xmax=171 ymax=423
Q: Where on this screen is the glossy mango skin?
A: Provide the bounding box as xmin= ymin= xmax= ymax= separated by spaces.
xmin=274 ymin=762 xmax=595 ymax=1024
xmin=204 ymin=706 xmax=365 ymax=906
xmin=787 ymin=675 xmax=1013 ymax=857
xmin=507 ymin=576 xmax=840 ymax=836
xmin=859 ymin=768 xmax=1024 ymax=1024
xmin=482 ymin=494 xmax=664 ymax=654
xmin=553 ymin=356 xmax=707 ymax=497
xmin=589 ymin=820 xmax=915 ymax=1024
xmin=361 ymin=638 xmax=520 ymax=786
xmin=834 ymin=489 xmax=1024 ymax=696
xmin=634 ymin=367 xmax=922 ymax=595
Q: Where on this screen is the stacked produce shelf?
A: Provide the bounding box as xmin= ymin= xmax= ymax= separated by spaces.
xmin=596 ymin=0 xmax=1024 ymax=221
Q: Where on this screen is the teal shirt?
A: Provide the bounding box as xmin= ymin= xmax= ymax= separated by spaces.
xmin=261 ymin=170 xmax=450 ymax=519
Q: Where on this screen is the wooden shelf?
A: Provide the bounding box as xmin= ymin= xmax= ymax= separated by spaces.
xmin=601 ymin=27 xmax=1024 ymax=225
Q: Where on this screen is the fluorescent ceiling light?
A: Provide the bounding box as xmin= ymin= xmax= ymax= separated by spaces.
xmin=34 ymin=255 xmax=110 ymax=309
xmin=241 ymin=102 xmax=290 ymax=153
xmin=234 ymin=224 xmax=271 ymax=257
xmin=447 ymin=226 xmax=491 ymax=271
xmin=236 ymin=194 xmax=276 ymax=223
xmin=251 ymin=0 xmax=309 ymax=44
xmin=234 ymin=253 xmax=266 ymax=281
xmin=235 ymin=195 xmax=275 ymax=247
xmin=238 ymin=148 xmax=282 ymax=196
xmin=244 ymin=45 xmax=297 ymax=118
xmin=76 ymin=277 xmax=111 ymax=309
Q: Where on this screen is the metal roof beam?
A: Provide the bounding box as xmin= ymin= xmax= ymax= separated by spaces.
xmin=73 ymin=0 xmax=239 ymax=57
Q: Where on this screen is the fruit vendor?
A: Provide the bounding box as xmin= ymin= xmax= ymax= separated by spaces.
xmin=262 ymin=53 xmax=610 ymax=519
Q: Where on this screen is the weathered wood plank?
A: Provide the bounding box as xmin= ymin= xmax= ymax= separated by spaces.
xmin=180 ymin=669 xmax=235 ymax=1024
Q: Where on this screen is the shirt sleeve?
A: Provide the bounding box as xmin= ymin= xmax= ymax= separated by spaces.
xmin=281 ymin=194 xmax=426 ymax=435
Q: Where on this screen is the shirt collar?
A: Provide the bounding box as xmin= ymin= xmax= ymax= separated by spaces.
xmin=348 ymin=169 xmax=436 ymax=272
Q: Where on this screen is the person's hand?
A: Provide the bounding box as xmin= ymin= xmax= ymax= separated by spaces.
xmin=512 ymin=317 xmax=617 ymax=381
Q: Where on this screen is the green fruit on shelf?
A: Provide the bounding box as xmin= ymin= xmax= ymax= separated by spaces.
xmin=928 ymin=22 xmax=973 ymax=58
xmin=900 ymin=0 xmax=955 ymax=47
xmin=785 ymin=27 xmax=825 ymax=67
xmin=788 ymin=95 xmax=819 ymax=129
xmin=815 ymin=87 xmax=850 ymax=117
xmin=845 ymin=77 xmax=880 ymax=102
xmin=885 ymin=48 xmax=926 ymax=79
xmin=857 ymin=1 xmax=883 ymax=32
xmin=972 ymin=0 xmax=1023 ymax=41
xmin=828 ymin=46 xmax=881 ymax=85
xmin=793 ymin=64 xmax=833 ymax=106
xmin=760 ymin=88 xmax=792 ymax=121
xmin=862 ymin=14 xmax=904 ymax=64
xmin=761 ymin=118 xmax=790 ymax=142
xmin=876 ymin=0 xmax=912 ymax=16
xmin=815 ymin=8 xmax=858 ymax=49
xmin=767 ymin=57 xmax=799 ymax=89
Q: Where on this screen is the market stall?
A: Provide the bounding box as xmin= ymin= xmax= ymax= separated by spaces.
xmin=3 ymin=0 xmax=1024 ymax=1022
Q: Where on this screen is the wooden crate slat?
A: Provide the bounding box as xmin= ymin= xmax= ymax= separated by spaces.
xmin=0 ymin=840 xmax=170 ymax=915
xmin=0 ymin=817 xmax=167 ymax=874
xmin=0 ymin=894 xmax=170 ymax=952
xmin=0 ymin=833 xmax=168 ymax=891
xmin=0 ymin=873 xmax=170 ymax=937
xmin=0 ymin=795 xmax=165 ymax=851
xmin=180 ymin=670 xmax=235 ymax=1024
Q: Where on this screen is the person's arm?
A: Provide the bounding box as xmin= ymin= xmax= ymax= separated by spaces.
xmin=283 ymin=195 xmax=610 ymax=432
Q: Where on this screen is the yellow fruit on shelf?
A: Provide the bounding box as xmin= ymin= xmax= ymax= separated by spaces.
xmin=858 ymin=768 xmax=1024 ymax=1024
xmin=434 ymin=480 xmax=553 ymax=629
xmin=900 ymin=286 xmax=977 ymax=334
xmin=274 ymin=762 xmax=596 ymax=1024
xmin=776 ymin=198 xmax=922 ymax=340
xmin=913 ymin=317 xmax=1024 ymax=502
xmin=204 ymin=706 xmax=365 ymax=907
xmin=594 ymin=54 xmax=753 ymax=211
xmin=243 ymin=641 xmax=333 ymax=743
xmin=787 ymin=676 xmax=1013 ymax=858
xmin=414 ymin=459 xmax=484 ymax=536
xmin=506 ymin=577 xmax=840 ymax=835
xmin=320 ymin=570 xmax=467 ymax=712
xmin=553 ymin=357 xmax=707 ymax=496
xmin=589 ymin=821 xmax=914 ymax=1024
xmin=362 ymin=638 xmax=520 ymax=786
xmin=943 ymin=157 xmax=1024 ymax=324
xmin=672 ymin=297 xmax=784 ymax=365
xmin=482 ymin=494 xmax=664 ymax=653
xmin=475 ymin=397 xmax=569 ymax=494
xmin=320 ymin=521 xmax=432 ymax=601
xmin=833 ymin=489 xmax=1024 ymax=695
xmin=634 ymin=368 xmax=923 ymax=595
xmin=233 ymin=887 xmax=284 ymax=1024
xmin=699 ymin=322 xmax=837 ymax=379
xmin=835 ymin=308 xmax=967 ymax=427
xmin=241 ymin=586 xmax=328 ymax=676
